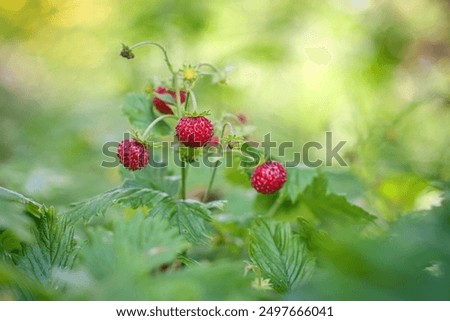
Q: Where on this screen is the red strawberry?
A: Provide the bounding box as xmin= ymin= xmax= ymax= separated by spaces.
xmin=176 ymin=116 xmax=214 ymax=148
xmin=251 ymin=161 xmax=287 ymax=194
xmin=153 ymin=86 xmax=186 ymax=114
xmin=117 ymin=139 xmax=149 ymax=171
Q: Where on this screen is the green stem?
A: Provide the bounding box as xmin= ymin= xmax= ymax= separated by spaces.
xmin=198 ymin=62 xmax=220 ymax=73
xmin=142 ymin=115 xmax=177 ymax=139
xmin=202 ymin=165 xmax=219 ymax=203
xmin=188 ymin=89 xmax=198 ymax=112
xmin=202 ymin=122 xmax=234 ymax=203
xmin=185 ymin=91 xmax=191 ymax=113
xmin=266 ymin=194 xmax=285 ymax=217
xmin=221 ymin=122 xmax=234 ymax=135
xmin=129 ymin=41 xmax=175 ymax=74
xmin=224 ymin=112 xmax=243 ymax=123
xmin=180 ymin=161 xmax=187 ymax=199
xmin=173 ymin=73 xmax=183 ymax=118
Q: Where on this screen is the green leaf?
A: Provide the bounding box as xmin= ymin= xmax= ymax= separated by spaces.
xmin=81 ymin=213 xmax=189 ymax=280
xmin=325 ymin=170 xmax=365 ymax=199
xmin=293 ymin=192 xmax=450 ymax=300
xmin=121 ymin=92 xmax=171 ymax=135
xmin=0 ymin=261 xmax=56 ymax=300
xmin=154 ymin=92 xmax=177 ymax=105
xmin=123 ymin=166 xmax=180 ymax=196
xmin=0 ymin=186 xmax=43 ymax=218
xmin=205 ymin=200 xmax=228 ymax=212
xmin=296 ymin=217 xmax=329 ymax=252
xmin=118 ymin=181 xmax=171 ymax=209
xmin=148 ymin=262 xmax=270 ymax=300
xmin=222 ymin=153 xmax=252 ymax=187
xmin=248 ymin=219 xmax=314 ymax=293
xmin=69 ymin=182 xmax=214 ymax=243
xmin=151 ymin=199 xmax=213 ymax=244
xmin=301 ymin=173 xmax=376 ymax=225
xmin=0 ymin=203 xmax=34 ymax=245
xmin=14 ymin=207 xmax=77 ymax=290
xmin=378 ymin=173 xmax=428 ymax=212
xmin=65 ymin=182 xmax=170 ymax=222
xmin=176 ymin=200 xmax=212 ymax=241
xmin=0 ymin=186 xmax=46 ymax=246
xmin=281 ymin=167 xmax=318 ymax=203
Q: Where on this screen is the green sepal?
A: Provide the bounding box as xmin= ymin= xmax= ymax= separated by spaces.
xmin=182 ymin=110 xmax=211 ymax=117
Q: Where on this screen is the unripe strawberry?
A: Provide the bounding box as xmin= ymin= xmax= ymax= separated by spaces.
xmin=176 ymin=116 xmax=214 ymax=148
xmin=153 ymin=86 xmax=186 ymax=114
xmin=251 ymin=161 xmax=287 ymax=194
xmin=207 ymin=136 xmax=220 ymax=147
xmin=236 ymin=113 xmax=247 ymax=124
xmin=117 ymin=139 xmax=149 ymax=171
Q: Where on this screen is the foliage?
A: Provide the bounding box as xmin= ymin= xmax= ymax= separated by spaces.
xmin=248 ymin=219 xmax=314 ymax=292
xmin=1 ymin=1 xmax=449 ymax=300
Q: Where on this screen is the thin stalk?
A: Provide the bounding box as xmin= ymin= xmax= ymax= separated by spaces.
xmin=129 ymin=41 xmax=175 ymax=74
xmin=202 ymin=122 xmax=233 ymax=202
xmin=188 ymin=89 xmax=198 ymax=112
xmin=198 ymin=62 xmax=221 ymax=73
xmin=184 ymin=91 xmax=191 ymax=113
xmin=202 ymin=165 xmax=219 ymax=203
xmin=142 ymin=115 xmax=177 ymax=139
xmin=180 ymin=161 xmax=187 ymax=199
xmin=174 ymin=75 xmax=183 ymax=118
xmin=266 ymin=194 xmax=285 ymax=217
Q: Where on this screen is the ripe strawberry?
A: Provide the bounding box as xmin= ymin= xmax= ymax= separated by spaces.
xmin=176 ymin=116 xmax=214 ymax=148
xmin=251 ymin=161 xmax=287 ymax=194
xmin=153 ymin=86 xmax=186 ymax=114
xmin=117 ymin=139 xmax=149 ymax=171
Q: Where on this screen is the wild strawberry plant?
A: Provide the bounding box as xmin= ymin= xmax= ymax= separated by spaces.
xmin=0 ymin=42 xmax=448 ymax=300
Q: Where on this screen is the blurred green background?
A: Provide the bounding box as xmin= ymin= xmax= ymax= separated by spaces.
xmin=1 ymin=0 xmax=448 ymax=209
xmin=0 ymin=0 xmax=449 ymax=301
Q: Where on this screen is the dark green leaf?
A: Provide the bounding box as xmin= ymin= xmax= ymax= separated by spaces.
xmin=123 ymin=166 xmax=180 ymax=196
xmin=65 ymin=182 xmax=170 ymax=222
xmin=249 ymin=219 xmax=314 ymax=293
xmin=301 ymin=173 xmax=375 ymax=225
xmin=151 ymin=199 xmax=213 ymax=244
xmin=281 ymin=167 xmax=318 ymax=203
xmin=81 ymin=213 xmax=189 ymax=281
xmin=14 ymin=207 xmax=77 ymax=293
xmin=176 ymin=200 xmax=212 ymax=242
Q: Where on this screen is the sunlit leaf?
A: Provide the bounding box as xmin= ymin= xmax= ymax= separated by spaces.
xmin=121 ymin=92 xmax=171 ymax=135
